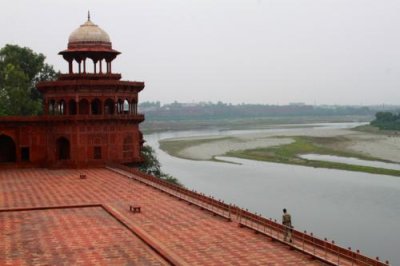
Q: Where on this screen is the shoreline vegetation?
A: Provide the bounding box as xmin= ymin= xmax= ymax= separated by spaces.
xmin=370 ymin=111 xmax=400 ymax=131
xmin=141 ymin=115 xmax=371 ymax=134
xmin=159 ymin=124 xmax=400 ymax=177
xmin=144 ymin=105 xmax=400 ymax=177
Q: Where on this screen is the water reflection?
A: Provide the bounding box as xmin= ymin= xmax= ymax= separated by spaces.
xmin=144 ymin=122 xmax=399 ymax=264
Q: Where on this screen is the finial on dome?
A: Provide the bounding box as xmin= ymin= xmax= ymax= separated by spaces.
xmin=88 ymin=10 xmax=91 ymax=21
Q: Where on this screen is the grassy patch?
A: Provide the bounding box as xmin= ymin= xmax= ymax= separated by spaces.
xmin=353 ymin=124 xmax=400 ymax=136
xmin=160 ymin=133 xmax=400 ymax=176
xmin=242 ymin=136 xmax=364 ymax=160
xmin=226 ymin=136 xmax=400 ymax=177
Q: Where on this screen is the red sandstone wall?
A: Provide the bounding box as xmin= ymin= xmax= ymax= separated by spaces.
xmin=0 ymin=124 xmax=48 ymax=166
xmin=0 ymin=119 xmax=143 ymax=168
xmin=46 ymin=121 xmax=142 ymax=167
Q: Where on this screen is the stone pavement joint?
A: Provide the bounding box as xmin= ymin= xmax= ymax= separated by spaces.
xmin=0 ymin=204 xmax=168 ymax=265
xmin=102 ymin=204 xmax=188 ymax=266
xmin=1 ymin=204 xmax=183 ymax=265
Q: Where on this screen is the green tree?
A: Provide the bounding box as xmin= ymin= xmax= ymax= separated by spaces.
xmin=374 ymin=112 xmax=397 ymax=122
xmin=0 ymin=44 xmax=58 ymax=116
xmin=139 ymin=145 xmax=162 ymax=176
xmin=139 ymin=145 xmax=181 ymax=186
xmin=371 ymin=111 xmax=400 ymax=130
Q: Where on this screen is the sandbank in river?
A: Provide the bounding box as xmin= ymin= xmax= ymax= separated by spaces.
xmin=160 ymin=125 xmax=400 ymax=174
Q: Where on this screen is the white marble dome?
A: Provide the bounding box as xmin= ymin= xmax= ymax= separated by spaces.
xmin=68 ymin=19 xmax=111 ymax=44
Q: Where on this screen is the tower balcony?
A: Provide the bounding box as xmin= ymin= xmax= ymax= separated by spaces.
xmin=43 ymin=113 xmax=145 ymax=123
xmin=59 ymin=73 xmax=122 ymax=80
xmin=0 ymin=114 xmax=145 ymax=124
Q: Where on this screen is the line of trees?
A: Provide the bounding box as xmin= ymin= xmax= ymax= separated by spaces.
xmin=370 ymin=111 xmax=400 ymax=130
xmin=139 ymin=101 xmax=374 ymax=121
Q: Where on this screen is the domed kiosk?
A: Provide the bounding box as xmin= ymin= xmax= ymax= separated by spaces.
xmin=0 ymin=15 xmax=145 ymax=168
xmin=69 ymin=16 xmax=111 ymax=44
xmin=59 ymin=13 xmax=121 ymax=75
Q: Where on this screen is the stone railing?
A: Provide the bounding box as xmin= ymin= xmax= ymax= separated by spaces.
xmin=106 ymin=163 xmax=390 ymax=266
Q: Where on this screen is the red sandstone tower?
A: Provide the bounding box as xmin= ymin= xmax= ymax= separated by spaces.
xmin=0 ymin=15 xmax=145 ymax=168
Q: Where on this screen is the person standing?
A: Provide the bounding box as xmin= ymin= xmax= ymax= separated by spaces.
xmin=282 ymin=208 xmax=293 ymax=242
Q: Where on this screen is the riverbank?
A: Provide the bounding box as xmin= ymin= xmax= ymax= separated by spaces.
xmin=159 ymin=124 xmax=400 ymax=176
xmin=141 ymin=115 xmax=371 ymax=133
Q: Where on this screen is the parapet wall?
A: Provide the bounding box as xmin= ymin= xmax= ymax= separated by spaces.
xmin=107 ymin=163 xmax=390 ymax=266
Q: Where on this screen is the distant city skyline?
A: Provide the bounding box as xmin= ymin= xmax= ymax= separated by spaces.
xmin=1 ymin=0 xmax=400 ymax=105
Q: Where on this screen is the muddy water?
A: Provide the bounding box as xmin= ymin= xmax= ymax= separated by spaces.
xmin=144 ymin=123 xmax=399 ymax=264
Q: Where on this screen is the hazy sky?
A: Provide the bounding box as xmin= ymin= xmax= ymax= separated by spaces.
xmin=1 ymin=0 xmax=399 ymax=105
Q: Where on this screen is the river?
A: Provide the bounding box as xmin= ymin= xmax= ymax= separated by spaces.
xmin=144 ymin=123 xmax=400 ymax=264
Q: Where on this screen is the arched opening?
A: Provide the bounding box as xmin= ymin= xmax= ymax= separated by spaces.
xmin=48 ymin=99 xmax=56 ymax=115
xmin=104 ymin=98 xmax=115 ymax=115
xmin=85 ymin=58 xmax=95 ymax=73
xmin=0 ymin=135 xmax=16 ymax=163
xmin=116 ymin=99 xmax=124 ymax=114
xmin=91 ymin=98 xmax=102 ymax=115
xmin=56 ymin=137 xmax=70 ymax=160
xmin=69 ymin=99 xmax=77 ymax=115
xmin=59 ymin=100 xmax=66 ymax=115
xmin=123 ymin=99 xmax=129 ymax=114
xmin=79 ymin=99 xmax=90 ymax=115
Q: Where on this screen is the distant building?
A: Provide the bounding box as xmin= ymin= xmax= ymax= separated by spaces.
xmin=0 ymin=15 xmax=144 ymax=168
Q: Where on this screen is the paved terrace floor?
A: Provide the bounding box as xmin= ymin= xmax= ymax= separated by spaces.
xmin=0 ymin=168 xmax=324 ymax=265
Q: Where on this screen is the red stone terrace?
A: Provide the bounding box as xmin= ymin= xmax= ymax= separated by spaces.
xmin=0 ymin=165 xmax=391 ymax=266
